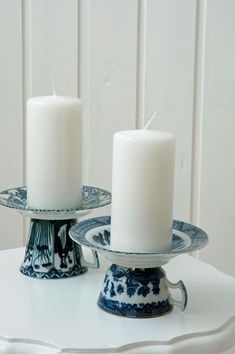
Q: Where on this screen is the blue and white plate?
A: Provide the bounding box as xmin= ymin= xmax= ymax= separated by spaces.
xmin=0 ymin=186 xmax=111 ymax=220
xmin=70 ymin=216 xmax=208 ymax=267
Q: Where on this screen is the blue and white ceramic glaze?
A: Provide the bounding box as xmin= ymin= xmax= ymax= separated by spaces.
xmin=99 ymin=266 xmax=166 ymax=317
xmin=0 ymin=186 xmax=111 ymax=220
xmin=97 ymin=264 xmax=187 ymax=318
xmin=69 ymin=216 xmax=208 ymax=268
xmin=70 ymin=217 xmax=208 ymax=318
xmin=0 ymin=186 xmax=110 ymax=279
xmin=21 ymin=218 xmax=99 ymax=279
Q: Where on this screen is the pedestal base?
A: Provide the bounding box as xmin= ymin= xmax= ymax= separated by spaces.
xmin=20 ymin=218 xmax=99 ymax=279
xmin=98 ymin=264 xmax=187 ymax=318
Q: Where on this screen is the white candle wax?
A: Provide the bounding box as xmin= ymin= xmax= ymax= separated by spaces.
xmin=111 ymin=129 xmax=175 ymax=253
xmin=26 ymin=95 xmax=82 ymax=210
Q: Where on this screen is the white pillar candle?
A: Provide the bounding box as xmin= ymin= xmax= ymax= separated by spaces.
xmin=26 ymin=95 xmax=82 ymax=210
xmin=111 ymin=129 xmax=175 ymax=253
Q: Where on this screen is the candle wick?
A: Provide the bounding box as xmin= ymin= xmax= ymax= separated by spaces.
xmin=143 ymin=110 xmax=159 ymax=130
xmin=51 ymin=74 xmax=56 ymax=96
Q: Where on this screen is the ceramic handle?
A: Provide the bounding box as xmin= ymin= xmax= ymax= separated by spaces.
xmin=165 ymin=278 xmax=188 ymax=311
xmin=80 ymin=248 xmax=100 ymax=269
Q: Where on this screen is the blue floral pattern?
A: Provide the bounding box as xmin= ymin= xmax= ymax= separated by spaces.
xmin=0 ymin=186 xmax=111 ymax=213
xmin=70 ymin=216 xmax=208 ymax=255
xmin=21 ymin=219 xmax=90 ymax=279
xmin=98 ymin=264 xmax=172 ymax=318
xmin=103 ymin=265 xmax=162 ymax=298
xmin=98 ymin=295 xmax=172 ymax=318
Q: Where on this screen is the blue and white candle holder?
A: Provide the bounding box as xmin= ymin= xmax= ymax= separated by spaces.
xmin=97 ymin=264 xmax=187 ymax=318
xmin=20 ymin=218 xmax=98 ymax=279
xmin=70 ymin=216 xmax=208 ymax=318
xmin=0 ymin=186 xmax=111 ymax=279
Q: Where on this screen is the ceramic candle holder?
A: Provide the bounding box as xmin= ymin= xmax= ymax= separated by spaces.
xmin=70 ymin=216 xmax=208 ymax=318
xmin=0 ymin=186 xmax=111 ymax=279
xmin=98 ymin=264 xmax=187 ymax=318
xmin=20 ymin=218 xmax=99 ymax=279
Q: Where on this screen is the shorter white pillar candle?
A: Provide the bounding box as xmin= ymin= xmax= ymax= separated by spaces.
xmin=27 ymin=95 xmax=83 ymax=210
xmin=111 ymin=129 xmax=175 ymax=253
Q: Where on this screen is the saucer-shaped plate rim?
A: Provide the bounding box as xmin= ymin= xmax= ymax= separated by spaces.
xmin=0 ymin=186 xmax=111 ymax=213
xmin=69 ymin=216 xmax=209 ymax=256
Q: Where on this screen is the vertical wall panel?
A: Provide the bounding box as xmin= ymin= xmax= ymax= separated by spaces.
xmin=198 ymin=0 xmax=235 ymax=276
xmin=0 ymin=0 xmax=24 ymax=249
xmin=80 ymin=0 xmax=138 ymax=191
xmin=29 ymin=0 xmax=79 ymax=97
xmin=143 ymin=0 xmax=197 ymax=221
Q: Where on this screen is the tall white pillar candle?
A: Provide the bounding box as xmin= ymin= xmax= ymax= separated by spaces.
xmin=27 ymin=95 xmax=82 ymax=210
xmin=111 ymin=129 xmax=175 ymax=253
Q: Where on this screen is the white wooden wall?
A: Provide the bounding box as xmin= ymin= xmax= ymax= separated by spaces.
xmin=0 ymin=0 xmax=235 ymax=280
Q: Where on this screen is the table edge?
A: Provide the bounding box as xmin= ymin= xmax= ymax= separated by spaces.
xmin=0 ymin=316 xmax=235 ymax=354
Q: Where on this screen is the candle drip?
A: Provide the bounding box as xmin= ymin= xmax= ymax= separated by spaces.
xmin=143 ymin=110 xmax=159 ymax=130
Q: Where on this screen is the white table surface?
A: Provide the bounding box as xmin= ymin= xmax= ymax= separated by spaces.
xmin=0 ymin=248 xmax=235 ymax=354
